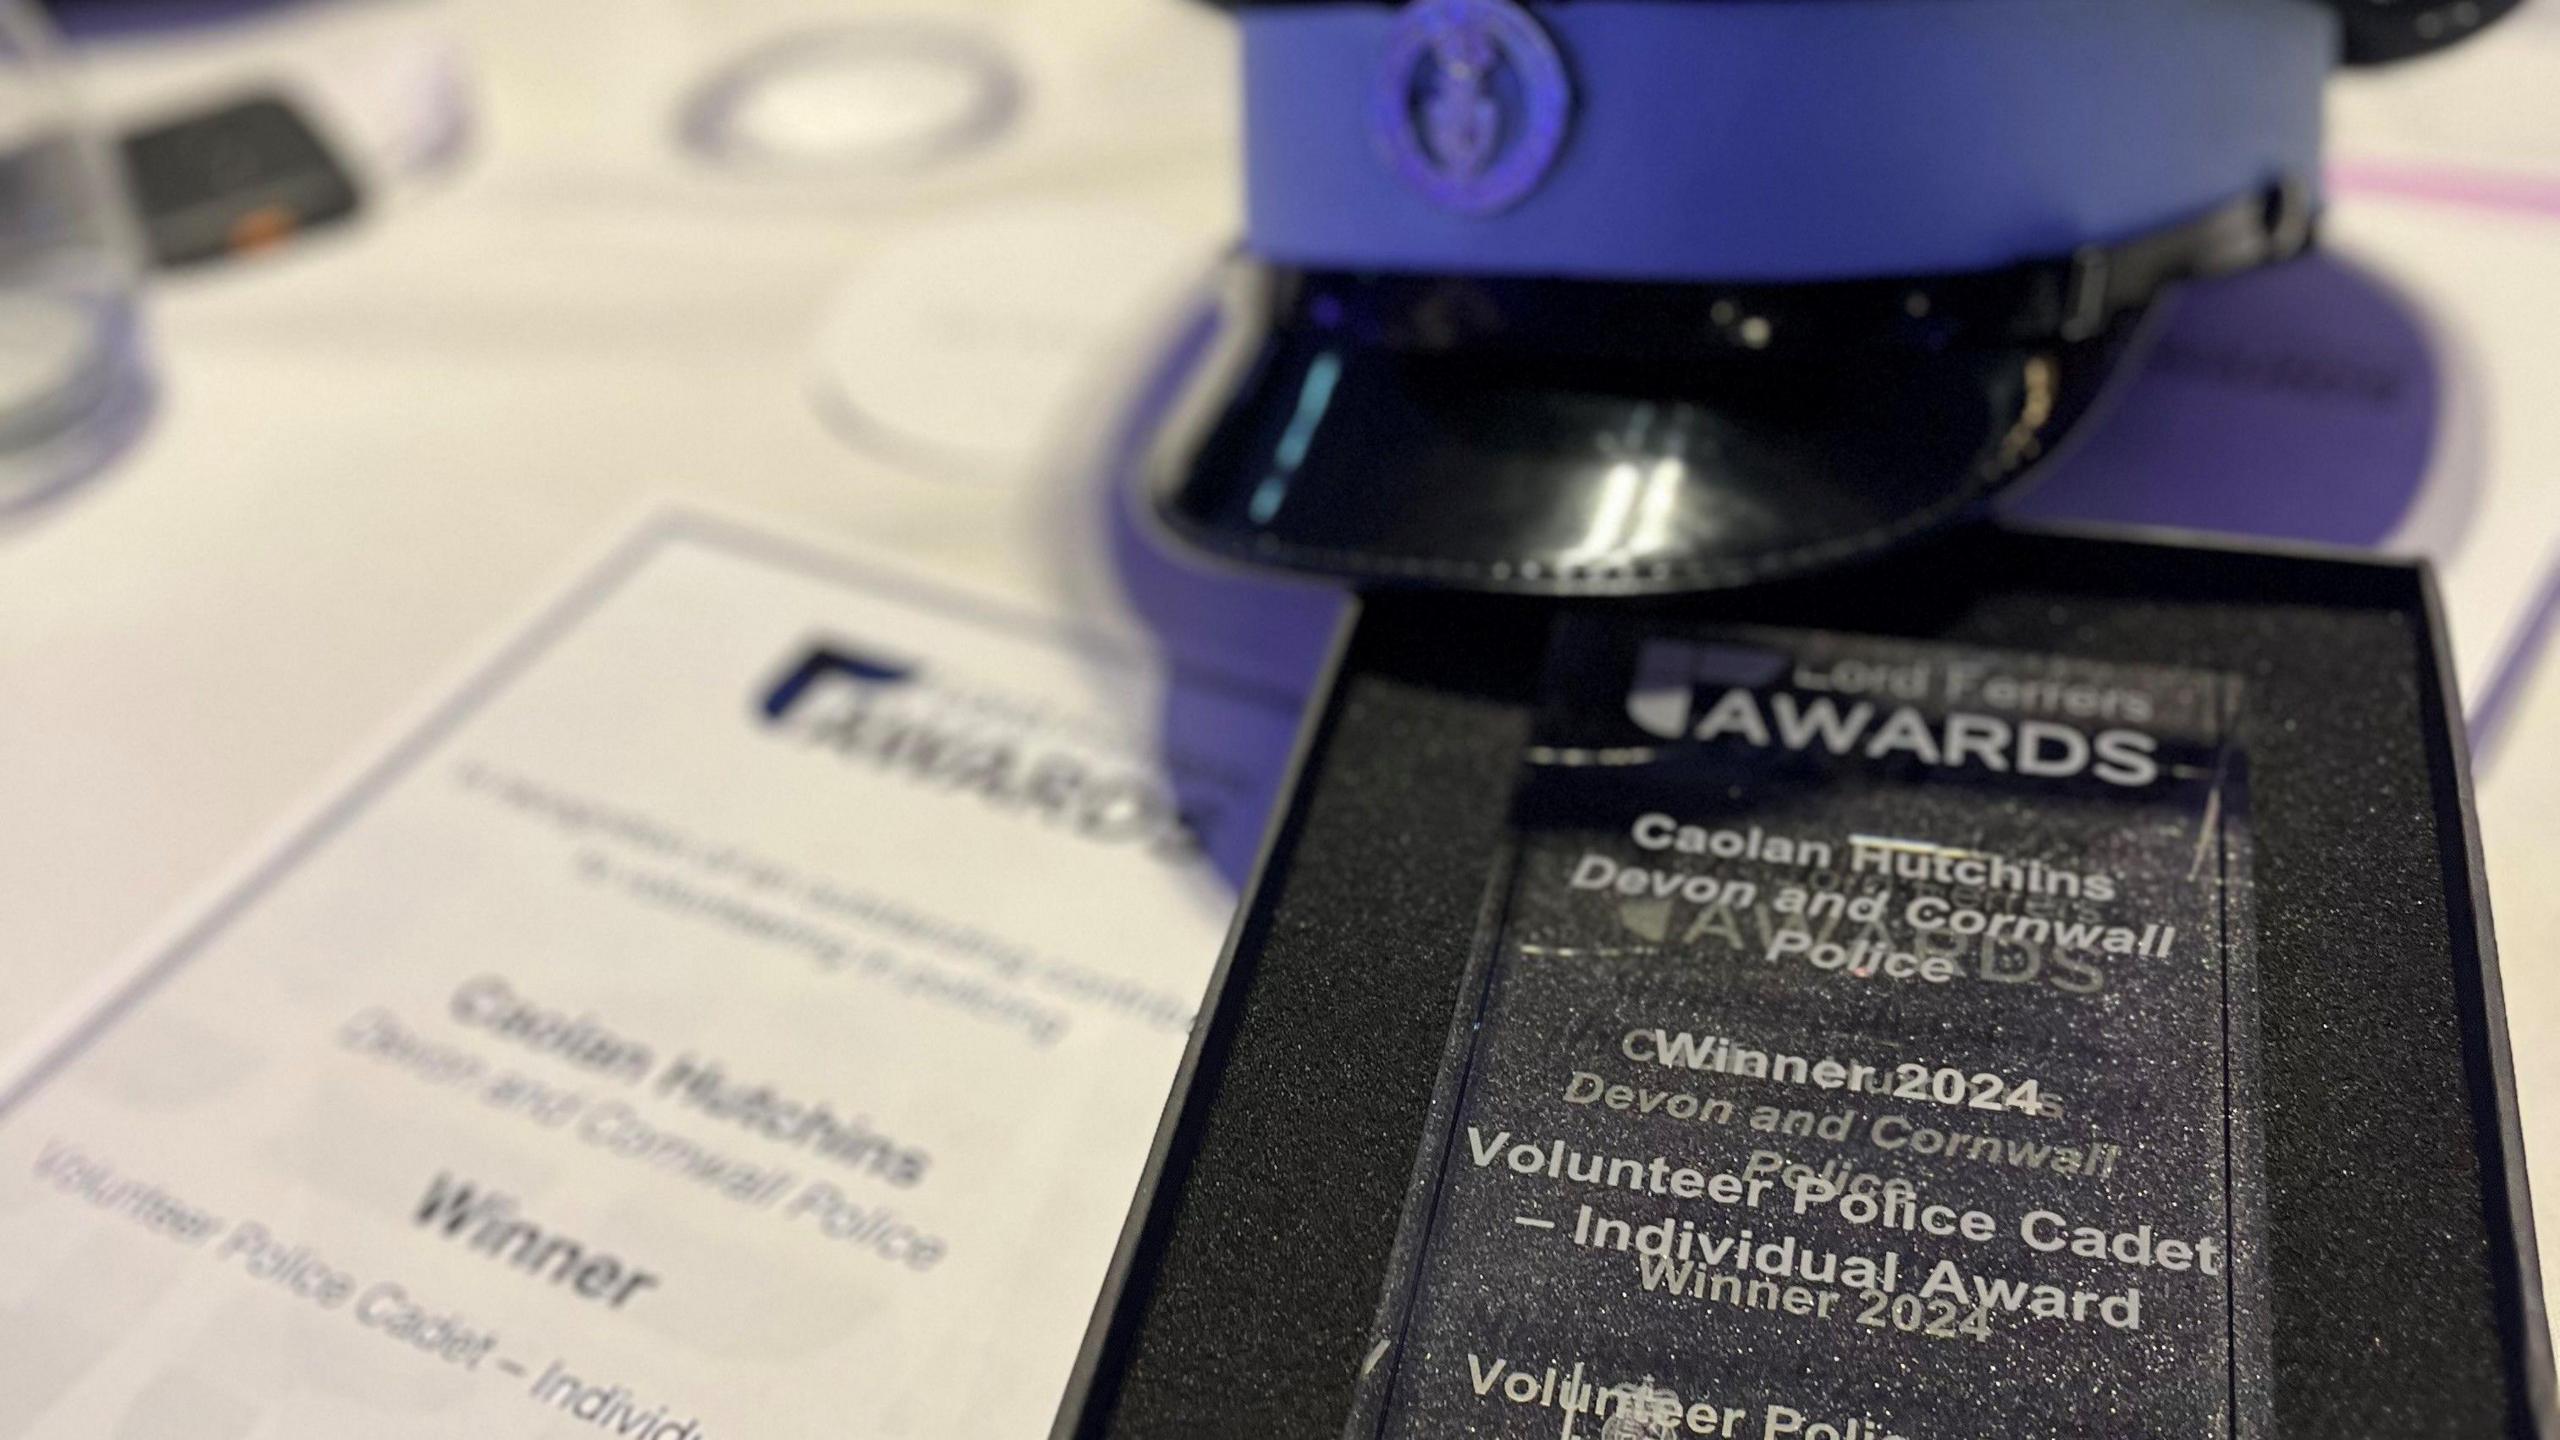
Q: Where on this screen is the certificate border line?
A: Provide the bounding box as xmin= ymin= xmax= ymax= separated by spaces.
xmin=0 ymin=508 xmax=1305 ymax=1121
xmin=651 ymin=510 xmax=1313 ymax=719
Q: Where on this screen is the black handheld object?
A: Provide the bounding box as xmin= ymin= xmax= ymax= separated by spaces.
xmin=117 ymin=94 xmax=360 ymax=270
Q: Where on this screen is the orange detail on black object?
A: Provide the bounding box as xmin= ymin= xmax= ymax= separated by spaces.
xmin=227 ymin=206 xmax=299 ymax=256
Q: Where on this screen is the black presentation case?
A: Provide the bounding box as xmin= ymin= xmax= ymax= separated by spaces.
xmin=1056 ymin=524 xmax=2554 ymax=1440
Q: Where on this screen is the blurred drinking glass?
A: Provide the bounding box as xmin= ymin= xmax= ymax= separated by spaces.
xmin=0 ymin=0 xmax=145 ymax=513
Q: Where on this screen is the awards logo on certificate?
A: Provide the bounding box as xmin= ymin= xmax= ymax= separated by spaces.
xmin=0 ymin=514 xmax=1305 ymax=1439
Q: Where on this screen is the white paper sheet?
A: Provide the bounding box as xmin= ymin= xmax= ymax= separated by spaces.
xmin=0 ymin=510 xmax=1305 ymax=1439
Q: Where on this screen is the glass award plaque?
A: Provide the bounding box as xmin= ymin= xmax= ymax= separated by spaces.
xmin=1346 ymin=620 xmax=2262 ymax=1440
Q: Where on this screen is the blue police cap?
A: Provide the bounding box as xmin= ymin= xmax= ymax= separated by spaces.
xmin=1144 ymin=0 xmax=2509 ymax=594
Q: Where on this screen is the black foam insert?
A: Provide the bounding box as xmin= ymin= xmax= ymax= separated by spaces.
xmin=1067 ymin=526 xmax=2544 ymax=1438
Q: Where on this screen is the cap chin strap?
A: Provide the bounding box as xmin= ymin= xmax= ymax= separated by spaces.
xmin=1264 ymin=180 xmax=2320 ymax=360
xmin=2058 ymin=179 xmax=2319 ymax=342
xmin=1245 ymin=0 xmax=2336 ymax=283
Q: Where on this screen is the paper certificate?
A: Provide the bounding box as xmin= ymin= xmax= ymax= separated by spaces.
xmin=0 ymin=514 xmax=1305 ymax=1439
